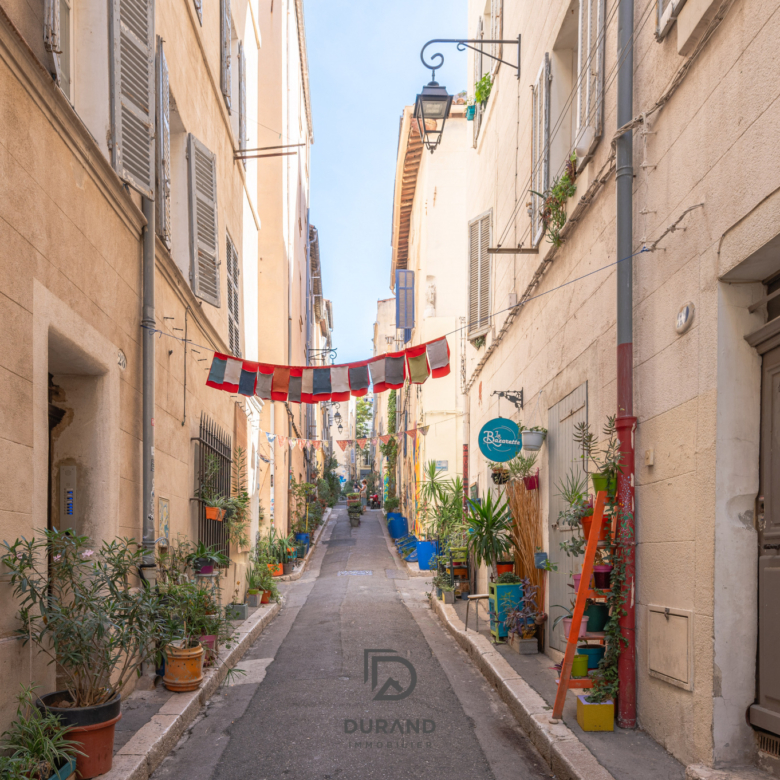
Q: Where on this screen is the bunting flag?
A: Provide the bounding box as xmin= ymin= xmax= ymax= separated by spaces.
xmin=337 ymin=440 xmax=350 ymax=451
xmin=418 ymin=426 xmax=430 ymax=436
xmin=298 ymin=439 xmax=306 ymax=450
xmin=289 ymin=438 xmax=298 ymax=449
xmin=313 ymin=441 xmax=322 ymax=450
xmin=266 ymin=432 xmax=276 ymax=444
xmin=277 ymin=435 xmax=288 ymax=447
xmin=356 ymin=438 xmax=368 ymax=449
xmin=380 ymin=434 xmax=392 ymax=444
xmin=205 ymin=336 xmax=450 ymax=404
xmin=406 ymin=429 xmax=418 ymax=442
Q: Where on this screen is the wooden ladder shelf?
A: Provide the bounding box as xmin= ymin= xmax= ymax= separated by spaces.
xmin=551 ymin=490 xmax=610 ymax=722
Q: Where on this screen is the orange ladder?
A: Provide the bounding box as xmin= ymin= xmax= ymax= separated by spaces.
xmin=550 ymin=490 xmax=611 ymax=721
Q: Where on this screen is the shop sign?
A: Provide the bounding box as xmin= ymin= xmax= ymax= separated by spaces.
xmin=477 ymin=418 xmax=521 ymax=462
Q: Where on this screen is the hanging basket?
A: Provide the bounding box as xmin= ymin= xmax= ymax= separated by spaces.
xmin=521 ymin=430 xmax=546 ymax=451
xmin=491 ymin=469 xmax=510 ymax=485
xmin=523 ymin=470 xmax=540 ymax=490
xmin=204 ymin=507 xmax=225 ymax=521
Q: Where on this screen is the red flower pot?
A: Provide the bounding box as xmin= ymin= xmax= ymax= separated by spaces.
xmin=496 ymin=561 xmax=514 ymax=575
xmin=523 ymin=471 xmax=540 ymax=490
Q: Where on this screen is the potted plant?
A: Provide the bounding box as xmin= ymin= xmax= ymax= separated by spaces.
xmin=186 ymin=541 xmax=229 ymax=575
xmin=555 ymin=470 xmax=591 ymax=558
xmin=574 ymin=416 xmax=622 ymax=496
xmin=246 ymin=564 xmax=262 ymax=607
xmin=551 ymin=604 xmax=590 ymax=639
xmin=0 ymin=685 xmax=81 ymax=780
xmin=489 ymin=572 xmax=523 ymax=641
xmin=277 ymin=534 xmax=297 ymax=575
xmin=1 ymin=530 xmax=175 ymax=779
xmin=466 ymin=98 xmax=476 ymax=120
xmin=474 ymin=72 xmax=492 ymax=106
xmin=520 ymin=425 xmax=547 ymax=451
xmin=196 ymin=453 xmax=231 ymax=520
xmin=488 ymin=461 xmax=511 ymax=485
xmin=504 ymin=578 xmax=540 ymax=654
xmin=467 ymin=490 xmax=513 ymax=581
xmin=507 ymin=452 xmax=538 ymax=488
xmin=225 ymin=581 xmax=249 ymax=621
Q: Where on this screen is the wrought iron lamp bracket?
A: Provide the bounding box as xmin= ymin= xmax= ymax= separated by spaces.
xmin=420 ymin=36 xmax=522 ymax=81
xmin=491 ymin=390 xmax=524 ymax=410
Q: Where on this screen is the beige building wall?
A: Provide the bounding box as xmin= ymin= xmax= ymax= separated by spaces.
xmin=456 ymin=0 xmax=780 ymax=769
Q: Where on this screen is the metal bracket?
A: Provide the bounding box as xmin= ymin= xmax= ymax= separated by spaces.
xmin=491 ymin=390 xmax=524 ymax=410
xmin=307 ymin=347 xmax=337 ymax=364
xmin=421 ymin=36 xmax=522 ymax=81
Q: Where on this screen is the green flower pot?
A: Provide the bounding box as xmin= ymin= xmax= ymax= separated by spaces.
xmin=572 ymin=654 xmax=589 ymax=678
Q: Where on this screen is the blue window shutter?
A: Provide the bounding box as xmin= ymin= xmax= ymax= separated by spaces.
xmin=395 ymin=269 xmax=415 ymax=333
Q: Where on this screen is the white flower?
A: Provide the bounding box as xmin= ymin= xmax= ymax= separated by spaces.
xmin=53 ymin=554 xmax=62 ymax=562
xmin=81 ymin=549 xmax=95 ymax=558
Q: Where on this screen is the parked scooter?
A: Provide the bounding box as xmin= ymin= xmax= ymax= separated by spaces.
xmin=369 ymin=494 xmax=380 ymax=509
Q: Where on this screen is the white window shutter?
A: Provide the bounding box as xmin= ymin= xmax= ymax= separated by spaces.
xmin=193 ymin=0 xmax=202 ymax=25
xmin=109 ymin=0 xmax=155 ymax=198
xmin=531 ymin=54 xmax=551 ymax=247
xmin=490 ymin=0 xmax=503 ymax=64
xmin=44 ymin=0 xmax=61 ymax=81
xmin=226 ymin=234 xmax=241 ymax=356
xmin=156 ymin=38 xmax=171 ymax=248
xmin=238 ymin=41 xmax=247 ymax=166
xmin=468 ymin=213 xmax=491 ymax=337
xmin=395 ymin=269 xmax=415 ymax=331
xmin=473 ymin=16 xmax=484 ymax=147
xmin=188 ymin=134 xmax=220 ymax=307
xmin=220 ymin=0 xmax=232 ymax=112
xmin=575 ymin=0 xmax=606 ymax=164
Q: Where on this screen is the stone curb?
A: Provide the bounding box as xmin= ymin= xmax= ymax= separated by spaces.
xmin=276 ymin=507 xmax=332 ymax=582
xmin=429 ymin=593 xmax=616 ymax=780
xmin=377 ymin=512 xmax=433 ymax=577
xmin=686 ymin=765 xmax=771 ymax=780
xmin=101 ymin=598 xmax=282 ymax=780
xmin=102 ymin=509 xmax=338 ymax=779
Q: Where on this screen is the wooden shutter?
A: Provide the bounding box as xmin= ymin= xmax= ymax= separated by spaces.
xmin=226 ymin=234 xmax=241 ymax=356
xmin=575 ymin=0 xmax=606 ymax=165
xmin=156 ymin=38 xmax=171 ymax=248
xmin=395 ymin=269 xmax=415 ymax=332
xmin=473 ymin=16 xmax=484 ymax=147
xmin=531 ymin=54 xmax=551 ymax=247
xmin=44 ymin=0 xmax=60 ymax=80
xmin=109 ymin=0 xmax=155 ymax=198
xmin=188 ymin=134 xmax=220 ymax=307
xmin=490 ymin=0 xmax=503 ymax=63
xmin=238 ymin=41 xmax=247 ymax=165
xmin=468 ymin=213 xmax=491 ymax=337
xmin=220 ymin=0 xmax=232 ymax=112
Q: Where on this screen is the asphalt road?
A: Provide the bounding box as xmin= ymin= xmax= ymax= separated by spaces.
xmin=152 ymin=506 xmax=551 ymax=780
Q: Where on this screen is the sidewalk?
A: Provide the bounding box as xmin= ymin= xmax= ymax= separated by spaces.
xmin=102 ymin=508 xmax=333 ymax=780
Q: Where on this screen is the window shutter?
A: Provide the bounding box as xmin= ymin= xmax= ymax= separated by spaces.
xmin=220 ymin=0 xmax=232 ymax=112
xmin=226 ymin=234 xmax=241 ymax=356
xmin=395 ymin=269 xmax=415 ymax=333
xmin=473 ymin=16 xmax=484 ymax=147
xmin=490 ymin=0 xmax=503 ymax=63
xmin=238 ymin=41 xmax=247 ymax=166
xmin=193 ymin=0 xmax=202 ymax=25
xmin=531 ymin=54 xmax=551 ymax=247
xmin=109 ymin=0 xmax=155 ymax=198
xmin=468 ymin=214 xmax=491 ymax=337
xmin=44 ymin=0 xmax=60 ymax=80
xmin=156 ymin=38 xmax=171 ymax=248
xmin=575 ymin=0 xmax=606 ymax=164
xmin=188 ymin=134 xmax=220 ymax=307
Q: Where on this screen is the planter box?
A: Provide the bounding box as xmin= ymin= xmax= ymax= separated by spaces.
xmin=225 ymin=603 xmax=248 ymax=621
xmin=508 ymin=634 xmax=539 ymax=655
xmin=488 ymin=581 xmax=523 ymax=640
xmin=49 ymin=757 xmax=77 ymax=780
xmin=442 ymin=591 xmax=455 ymax=604
xmin=350 ymin=516 xmax=360 ymax=527
xmin=576 ymin=695 xmax=614 ymax=731
xmin=246 ymin=591 xmax=261 ymax=607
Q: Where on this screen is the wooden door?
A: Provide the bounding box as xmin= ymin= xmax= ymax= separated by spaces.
xmin=752 ymin=344 xmax=780 ymax=736
xmin=547 ymin=383 xmax=588 ymax=652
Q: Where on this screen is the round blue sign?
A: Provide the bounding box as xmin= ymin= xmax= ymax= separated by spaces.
xmin=478 ymin=418 xmax=522 ymax=462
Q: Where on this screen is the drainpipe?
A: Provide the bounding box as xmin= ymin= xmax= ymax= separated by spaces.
xmin=141 ymin=196 xmax=156 ymax=569
xmin=616 ymin=0 xmax=637 ymax=729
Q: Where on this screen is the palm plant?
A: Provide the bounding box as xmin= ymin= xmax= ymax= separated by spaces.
xmin=467 ymin=491 xmax=513 ymax=581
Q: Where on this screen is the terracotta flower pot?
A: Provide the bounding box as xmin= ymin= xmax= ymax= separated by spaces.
xmin=163 ymin=642 xmax=204 ymax=692
xmin=204 ymin=507 xmax=224 ymax=521
xmin=496 ymin=561 xmax=514 ymax=575
xmin=261 ymin=590 xmax=271 ymax=604
xmin=582 ymin=515 xmax=609 ymax=543
xmin=267 ymin=562 xmax=283 ymax=577
xmin=38 ymin=691 xmax=121 ymax=780
xmin=282 ymin=562 xmax=294 ymax=575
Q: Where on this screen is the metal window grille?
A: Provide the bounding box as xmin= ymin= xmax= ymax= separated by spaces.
xmin=194 ymin=413 xmax=231 ymax=562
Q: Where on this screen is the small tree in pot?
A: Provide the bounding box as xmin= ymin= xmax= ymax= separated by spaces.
xmin=2 ymin=530 xmax=174 ymax=779
xmin=466 ymin=491 xmax=513 ymax=581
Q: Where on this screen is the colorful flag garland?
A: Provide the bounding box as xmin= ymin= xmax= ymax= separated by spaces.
xmin=206 ymin=337 xmax=450 ymax=404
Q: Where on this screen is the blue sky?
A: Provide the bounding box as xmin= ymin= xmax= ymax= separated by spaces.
xmin=306 ymin=0 xmax=468 ymax=364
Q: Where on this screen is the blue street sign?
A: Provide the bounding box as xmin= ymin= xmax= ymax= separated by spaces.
xmin=477 ymin=418 xmax=522 ymax=462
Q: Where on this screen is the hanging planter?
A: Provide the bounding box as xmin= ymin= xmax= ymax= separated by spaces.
xmin=466 ymin=103 xmax=476 ymax=120
xmin=523 ymin=470 xmax=540 ymax=490
xmin=521 ymin=428 xmax=547 ymax=451
xmin=491 ymin=468 xmax=510 ymax=485
xmin=204 ymin=506 xmax=225 ymax=521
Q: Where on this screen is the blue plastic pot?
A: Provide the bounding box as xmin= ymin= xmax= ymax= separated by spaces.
xmin=416 ymin=540 xmax=439 ymax=570
xmin=49 ymin=757 xmax=77 ymax=780
xmin=295 ymin=532 xmax=310 ymax=546
xmin=577 ymin=644 xmax=606 ymax=669
xmin=387 ymin=513 xmax=408 ymax=540
xmin=534 ymin=551 xmax=548 ymax=569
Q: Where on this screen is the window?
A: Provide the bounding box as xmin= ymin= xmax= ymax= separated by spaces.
xmin=109 ymin=0 xmax=156 ymax=197
xmin=468 ymin=213 xmax=491 ymax=338
xmin=486 ymin=0 xmax=503 ymax=64
xmin=238 ymin=41 xmax=247 ymax=163
xmin=395 ymin=269 xmax=415 ymax=339
xmin=188 ymin=135 xmax=220 ymax=307
xmin=575 ymin=0 xmax=606 ymax=165
xmin=656 ymin=0 xmax=687 ymax=40
xmin=220 ymin=0 xmax=232 ymax=112
xmin=531 ymin=54 xmax=551 ymax=247
xmin=226 ymin=233 xmax=241 ymax=357
xmin=156 ymin=38 xmax=171 ymax=248
xmin=472 ymin=16 xmax=484 ymax=146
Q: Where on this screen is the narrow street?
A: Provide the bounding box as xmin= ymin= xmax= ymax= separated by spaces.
xmin=152 ymin=508 xmax=551 ymax=780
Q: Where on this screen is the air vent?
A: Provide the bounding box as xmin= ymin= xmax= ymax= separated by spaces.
xmin=757 ymin=730 xmax=780 ymax=759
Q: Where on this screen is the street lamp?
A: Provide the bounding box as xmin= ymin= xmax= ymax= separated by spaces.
xmin=414 ymin=81 xmax=453 ymax=153
xmin=417 ymin=36 xmax=522 ymax=153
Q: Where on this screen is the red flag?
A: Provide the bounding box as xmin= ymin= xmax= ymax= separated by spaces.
xmin=380 ymin=434 xmax=391 ymax=444
xmin=356 ymin=438 xmax=368 ymax=449
xmin=313 ymin=440 xmax=322 ymax=450
xmin=406 ymin=429 xmax=418 ymax=442
xmin=337 ymin=440 xmax=350 ymax=452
